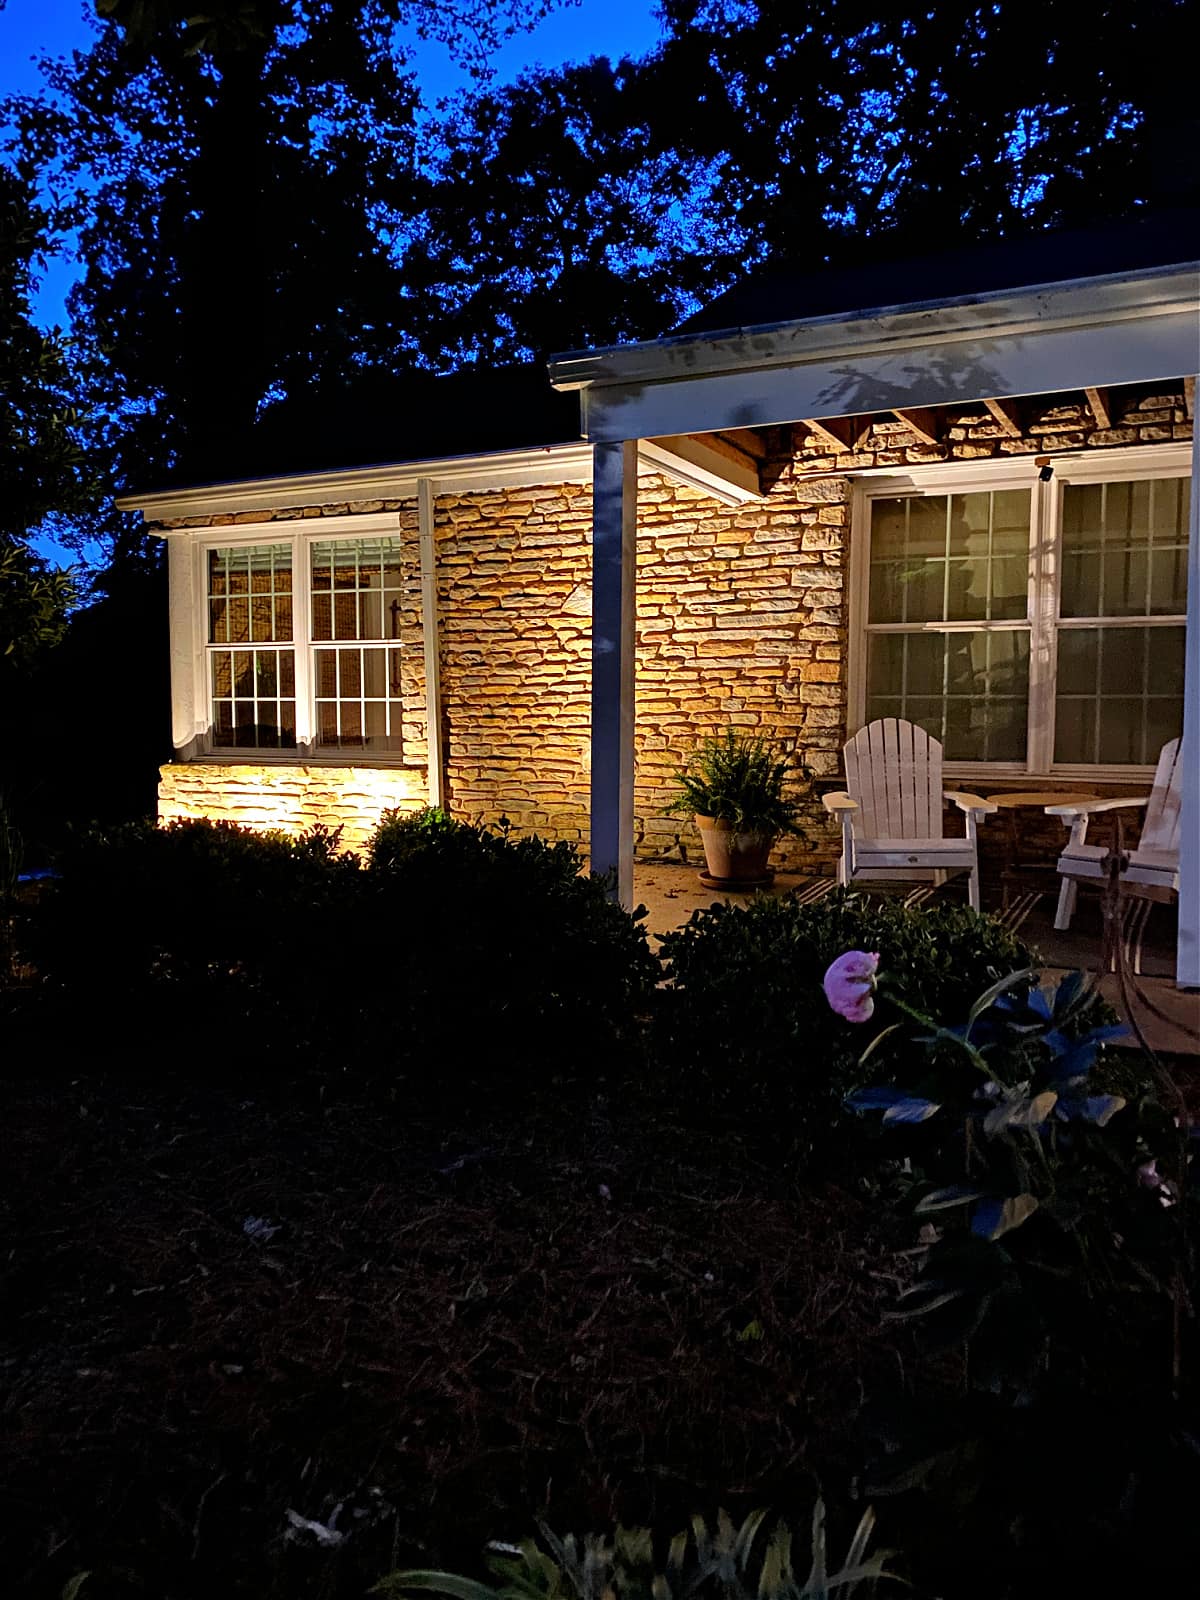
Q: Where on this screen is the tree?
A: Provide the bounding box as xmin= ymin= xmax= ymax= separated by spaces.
xmin=397 ymin=55 xmax=732 ymax=367
xmin=0 ymin=158 xmax=87 ymax=666
xmin=647 ymin=0 xmax=1195 ymax=268
xmin=4 ymin=0 xmax=560 ymax=568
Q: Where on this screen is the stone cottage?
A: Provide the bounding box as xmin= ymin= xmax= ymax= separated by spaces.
xmin=118 ymin=213 xmax=1200 ymax=977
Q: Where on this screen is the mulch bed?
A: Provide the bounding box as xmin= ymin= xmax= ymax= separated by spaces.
xmin=0 ymin=1043 xmax=907 ymax=1599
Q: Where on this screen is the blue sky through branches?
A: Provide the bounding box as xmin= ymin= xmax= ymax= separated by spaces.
xmin=0 ymin=0 xmax=666 ymax=327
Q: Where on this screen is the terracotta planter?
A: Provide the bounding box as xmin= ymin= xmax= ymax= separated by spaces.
xmin=694 ymin=815 xmax=777 ymax=889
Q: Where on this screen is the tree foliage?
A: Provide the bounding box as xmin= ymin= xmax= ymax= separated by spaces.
xmin=0 ymin=157 xmax=87 ymax=665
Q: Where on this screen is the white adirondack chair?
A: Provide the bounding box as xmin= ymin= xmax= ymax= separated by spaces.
xmin=1046 ymin=738 xmax=1184 ymax=933
xmin=823 ymin=718 xmax=997 ymax=912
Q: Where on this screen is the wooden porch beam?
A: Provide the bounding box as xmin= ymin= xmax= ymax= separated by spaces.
xmin=893 ymin=407 xmax=941 ymax=446
xmin=982 ymin=397 xmax=1023 ymax=436
xmin=801 ymin=414 xmax=873 ymax=453
xmin=1084 ymin=386 xmax=1113 ymax=428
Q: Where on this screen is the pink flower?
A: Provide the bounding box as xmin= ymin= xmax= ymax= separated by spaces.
xmin=822 ymin=950 xmax=881 ymax=1023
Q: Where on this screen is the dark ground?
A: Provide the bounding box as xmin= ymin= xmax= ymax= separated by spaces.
xmin=0 ymin=1044 xmax=905 ymax=1600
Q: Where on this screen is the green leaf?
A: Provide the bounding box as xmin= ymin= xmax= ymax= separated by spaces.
xmin=61 ymin=1577 xmax=91 ymax=1600
xmin=372 ymin=1573 xmax=503 ymax=1600
xmin=967 ymin=966 xmax=1040 ymax=1026
xmin=971 ymin=1193 xmax=1039 ymax=1241
xmin=914 ymin=1184 xmax=986 ymax=1213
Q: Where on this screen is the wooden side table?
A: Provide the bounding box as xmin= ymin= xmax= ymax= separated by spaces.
xmin=986 ymin=791 xmax=1101 ymax=906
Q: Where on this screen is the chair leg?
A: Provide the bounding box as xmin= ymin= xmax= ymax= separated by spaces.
xmin=837 ymin=852 xmax=849 ymax=887
xmin=968 ymin=862 xmax=981 ymax=914
xmin=1054 ymin=876 xmax=1077 ymax=931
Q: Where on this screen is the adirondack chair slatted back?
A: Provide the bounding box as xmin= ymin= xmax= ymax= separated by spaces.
xmin=1139 ymin=737 xmax=1183 ymax=853
xmin=844 ymin=718 xmax=943 ymax=840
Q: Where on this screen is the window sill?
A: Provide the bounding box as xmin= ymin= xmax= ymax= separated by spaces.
xmin=185 ymin=750 xmax=421 ymax=771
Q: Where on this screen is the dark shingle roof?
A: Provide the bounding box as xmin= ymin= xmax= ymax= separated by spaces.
xmin=174 ymin=363 xmax=582 ymax=486
xmin=675 ymin=209 xmax=1200 ymax=338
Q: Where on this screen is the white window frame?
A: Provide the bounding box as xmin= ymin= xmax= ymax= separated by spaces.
xmin=187 ymin=511 xmax=406 ymax=763
xmin=848 ymin=444 xmax=1192 ymax=783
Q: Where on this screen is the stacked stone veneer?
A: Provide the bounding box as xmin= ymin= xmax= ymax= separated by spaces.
xmin=435 ymin=470 xmax=848 ymax=871
xmin=158 ymin=761 xmax=427 ymax=855
xmin=154 ymin=381 xmax=1191 ymax=872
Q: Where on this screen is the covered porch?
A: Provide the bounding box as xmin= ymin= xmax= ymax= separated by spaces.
xmin=549 ymin=222 xmax=1200 ymax=988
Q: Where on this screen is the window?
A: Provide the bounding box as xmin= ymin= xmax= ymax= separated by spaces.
xmin=856 ymin=452 xmax=1190 ymax=773
xmin=1054 ymin=478 xmax=1187 ymax=765
xmin=310 ymin=536 xmax=404 ymax=752
xmin=208 ymin=544 xmax=297 ymax=748
xmin=202 ymin=519 xmax=406 ymax=757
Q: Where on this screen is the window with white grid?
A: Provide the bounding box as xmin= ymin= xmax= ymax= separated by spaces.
xmin=207 ymin=544 xmax=297 ymax=749
xmin=1053 ymin=476 xmax=1188 ymax=765
xmin=310 ymin=536 xmax=404 ymax=753
xmin=857 ymin=454 xmax=1190 ymax=773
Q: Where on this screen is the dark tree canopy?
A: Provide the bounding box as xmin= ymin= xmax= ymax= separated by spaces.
xmin=0 ymin=158 xmax=89 ymax=665
xmin=3 ymin=0 xmax=1193 ymax=572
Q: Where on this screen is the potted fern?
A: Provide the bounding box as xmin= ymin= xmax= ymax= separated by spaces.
xmin=668 ymin=731 xmax=810 ymax=888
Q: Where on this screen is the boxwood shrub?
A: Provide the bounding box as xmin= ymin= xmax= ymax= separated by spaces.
xmin=24 ymin=811 xmax=659 ymax=1086
xmin=656 ymin=888 xmax=1035 ymax=1157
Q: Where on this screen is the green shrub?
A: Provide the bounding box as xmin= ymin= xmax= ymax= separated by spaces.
xmin=364 ymin=807 xmax=660 ymax=1068
xmin=23 ymin=818 xmax=360 ymax=1060
xmin=656 ymin=889 xmax=1034 ymax=1156
xmin=25 ymin=812 xmax=658 ymax=1083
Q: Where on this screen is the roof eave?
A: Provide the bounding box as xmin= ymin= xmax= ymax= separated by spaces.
xmin=547 ymin=262 xmax=1200 ymax=393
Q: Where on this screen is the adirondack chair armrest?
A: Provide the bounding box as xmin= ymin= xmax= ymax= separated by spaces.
xmin=822 ymin=791 xmax=858 ymax=814
xmin=1044 ymin=796 xmax=1149 ymax=818
xmin=943 ymin=791 xmax=997 ymax=814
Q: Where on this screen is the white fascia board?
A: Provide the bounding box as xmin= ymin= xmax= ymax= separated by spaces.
xmin=576 ymin=305 xmax=1199 ymax=444
xmin=549 ymin=265 xmax=1199 ymax=392
xmin=116 ymin=442 xmax=595 ymax=523
xmin=119 ymin=434 xmax=769 ymax=527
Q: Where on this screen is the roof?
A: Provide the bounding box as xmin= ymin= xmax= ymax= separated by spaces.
xmin=672 ymin=208 xmax=1200 ymax=339
xmin=172 ymin=362 xmax=582 ymax=487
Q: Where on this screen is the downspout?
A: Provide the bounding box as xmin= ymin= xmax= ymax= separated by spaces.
xmin=417 ymin=478 xmax=445 ymax=810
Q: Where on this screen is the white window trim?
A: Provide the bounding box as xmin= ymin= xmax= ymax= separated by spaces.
xmin=848 ymin=445 xmax=1192 ymax=783
xmin=185 ymin=512 xmax=410 ymax=764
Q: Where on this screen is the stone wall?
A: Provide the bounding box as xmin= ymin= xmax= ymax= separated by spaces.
xmin=435 ymin=470 xmax=849 ymax=872
xmin=153 ymin=379 xmax=1191 ymax=874
xmin=789 ymin=382 xmax=1192 ymax=473
xmin=157 ymin=761 xmax=427 ymax=855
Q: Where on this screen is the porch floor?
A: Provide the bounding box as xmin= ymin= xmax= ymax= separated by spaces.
xmin=635 ymin=861 xmax=1200 ymax=1059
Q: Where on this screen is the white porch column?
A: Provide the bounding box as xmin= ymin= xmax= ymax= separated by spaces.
xmin=417 ymin=478 xmax=445 ymax=809
xmin=590 ymin=439 xmax=637 ymax=907
xmin=1178 ymin=392 xmax=1200 ymax=989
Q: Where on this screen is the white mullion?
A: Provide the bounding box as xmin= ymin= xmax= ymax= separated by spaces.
xmin=1028 ymin=472 xmax=1057 ymax=773
xmin=293 ymin=531 xmax=314 ymax=751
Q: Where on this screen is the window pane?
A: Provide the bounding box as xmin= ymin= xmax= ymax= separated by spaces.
xmin=310 ymin=536 xmax=403 ymax=642
xmin=315 ymin=648 xmax=337 ymax=696
xmin=870 ymin=490 xmax=1031 ymax=627
xmin=210 ymin=646 xmax=294 ymax=750
xmin=1061 ymin=476 xmax=1189 ymax=619
xmin=312 ymin=644 xmax=402 ymax=754
xmin=1054 ymin=625 xmax=1184 ymax=763
xmin=208 ymin=545 xmax=292 ymax=642
xmin=362 ymin=648 xmax=385 ymax=697
xmin=865 ymin=628 xmax=1028 ymax=761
